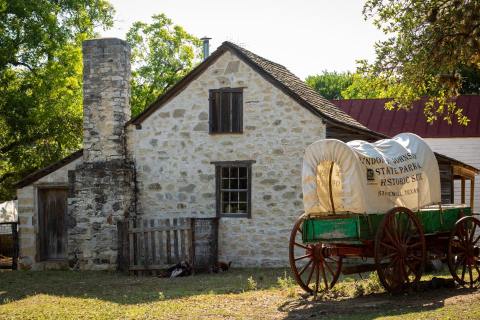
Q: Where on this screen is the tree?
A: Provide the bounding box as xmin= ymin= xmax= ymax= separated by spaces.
xmin=359 ymin=0 xmax=480 ymax=124
xmin=0 ymin=0 xmax=114 ymax=201
xmin=126 ymin=14 xmax=201 ymax=117
xmin=305 ymin=71 xmax=353 ymax=99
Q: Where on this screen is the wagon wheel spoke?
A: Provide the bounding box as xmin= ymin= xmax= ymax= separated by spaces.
xmin=295 ymin=254 xmax=312 ymax=262
xmin=454 ymin=255 xmax=466 ymax=272
xmin=324 ymin=260 xmax=335 ymax=277
xmin=384 ymin=227 xmax=399 ymax=249
xmin=306 ymin=262 xmax=315 ymax=286
xmin=314 ymin=263 xmax=320 ymax=293
xmin=382 ymin=252 xmax=397 ymax=261
xmin=298 ymin=226 xmax=303 ymax=235
xmin=474 ymin=262 xmax=480 ymax=279
xmin=380 ymin=241 xmax=397 ymax=252
xmin=402 ymin=218 xmax=412 ymax=242
xmin=294 ymin=242 xmax=308 ymax=250
xmin=320 ymin=262 xmax=329 ymax=290
xmin=461 ymin=263 xmax=467 ymax=282
xmin=469 ymin=224 xmax=477 ymax=243
xmin=468 ymin=264 xmax=474 ymax=287
xmin=298 ymin=260 xmax=312 ymax=276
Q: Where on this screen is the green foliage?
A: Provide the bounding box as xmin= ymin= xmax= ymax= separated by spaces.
xmin=0 ymin=0 xmax=114 ymax=201
xmin=305 ymin=71 xmax=353 ymax=99
xmin=246 ymin=276 xmax=257 ymax=291
xmin=126 ymin=14 xmax=201 ymax=117
xmin=359 ymin=0 xmax=480 ymax=125
xmin=276 ymin=271 xmax=297 ymax=297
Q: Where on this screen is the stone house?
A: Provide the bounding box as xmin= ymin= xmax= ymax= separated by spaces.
xmin=15 ymin=38 xmax=478 ymax=270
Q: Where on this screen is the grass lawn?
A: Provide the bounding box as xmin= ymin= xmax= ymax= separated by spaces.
xmin=0 ymin=268 xmax=480 ymax=319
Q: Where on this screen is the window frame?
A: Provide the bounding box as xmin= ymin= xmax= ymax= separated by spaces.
xmin=212 ymin=160 xmax=255 ymax=218
xmin=208 ymin=87 xmax=244 ymax=134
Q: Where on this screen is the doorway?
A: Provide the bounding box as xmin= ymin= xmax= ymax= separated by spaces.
xmin=38 ymin=188 xmax=68 ymax=260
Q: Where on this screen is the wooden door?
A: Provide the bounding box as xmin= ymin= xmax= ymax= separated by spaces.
xmin=38 ymin=188 xmax=67 ymax=260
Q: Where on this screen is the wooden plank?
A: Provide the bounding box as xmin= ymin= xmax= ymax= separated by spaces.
xmin=188 ymin=219 xmax=194 ymax=264
xmin=180 ymin=219 xmax=186 ymax=260
xmin=150 ymin=219 xmax=156 ymax=265
xmin=173 ymin=219 xmax=179 ymax=261
xmin=461 ymin=178 xmax=466 ymax=204
xmin=11 ymin=223 xmax=18 ymax=270
xmin=128 ymin=226 xmax=191 ymax=233
xmin=158 ymin=219 xmax=165 ymax=264
xmin=129 ymin=222 xmax=134 ymax=268
xmin=136 ymin=219 xmax=143 ymax=268
xmin=144 ymin=219 xmax=150 ymax=267
xmin=165 ymin=219 xmax=171 ymax=264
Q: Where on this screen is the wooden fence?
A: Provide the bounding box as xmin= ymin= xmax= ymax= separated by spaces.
xmin=0 ymin=222 xmax=18 ymax=270
xmin=125 ymin=217 xmax=193 ymax=275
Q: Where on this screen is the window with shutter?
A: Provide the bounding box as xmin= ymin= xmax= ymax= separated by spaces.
xmin=209 ymin=88 xmax=243 ymax=133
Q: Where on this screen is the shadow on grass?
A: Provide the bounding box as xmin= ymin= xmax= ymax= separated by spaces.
xmin=279 ymin=280 xmax=479 ymax=320
xmin=0 ymin=268 xmax=287 ymax=305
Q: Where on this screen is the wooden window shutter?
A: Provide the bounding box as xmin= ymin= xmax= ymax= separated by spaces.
xmin=209 ymin=91 xmax=214 ymax=133
xmin=232 ymin=92 xmax=243 ymax=133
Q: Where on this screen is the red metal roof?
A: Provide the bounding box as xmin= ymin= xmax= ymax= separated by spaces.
xmin=331 ymin=95 xmax=480 ymax=138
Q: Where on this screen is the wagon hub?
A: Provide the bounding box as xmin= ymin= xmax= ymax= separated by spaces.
xmin=308 ymin=244 xmax=325 ymax=262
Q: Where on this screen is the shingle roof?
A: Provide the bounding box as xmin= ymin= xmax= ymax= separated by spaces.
xmin=225 ymin=42 xmax=370 ymax=131
xmin=15 ymin=149 xmax=83 ymax=188
xmin=129 ymin=42 xmax=382 ymax=139
xmin=332 ymin=96 xmax=480 ymax=138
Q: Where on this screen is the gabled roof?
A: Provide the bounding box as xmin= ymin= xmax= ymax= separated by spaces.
xmin=332 ymin=96 xmax=480 ymax=138
xmin=15 ymin=149 xmax=83 ymax=188
xmin=128 ymin=42 xmax=384 ymax=140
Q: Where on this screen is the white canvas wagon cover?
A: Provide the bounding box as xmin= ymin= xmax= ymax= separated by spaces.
xmin=302 ymin=133 xmax=441 ymax=215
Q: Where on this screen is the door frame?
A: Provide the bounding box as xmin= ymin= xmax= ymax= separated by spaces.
xmin=35 ymin=184 xmax=69 ymax=262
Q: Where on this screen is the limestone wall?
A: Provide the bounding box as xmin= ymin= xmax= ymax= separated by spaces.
xmin=128 ymin=50 xmax=326 ymax=266
xmin=16 ymin=157 xmax=81 ymax=270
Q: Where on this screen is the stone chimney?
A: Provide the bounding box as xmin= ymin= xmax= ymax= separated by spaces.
xmin=68 ymin=38 xmax=134 ymax=270
xmin=82 ymin=38 xmax=131 ymax=162
xmin=201 ymin=37 xmax=211 ymax=61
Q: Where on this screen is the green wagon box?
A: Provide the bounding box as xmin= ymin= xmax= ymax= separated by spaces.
xmin=302 ymin=205 xmax=472 ymax=243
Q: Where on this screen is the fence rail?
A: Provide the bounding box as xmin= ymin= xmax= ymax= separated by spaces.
xmin=127 ymin=217 xmax=193 ymax=275
xmin=0 ymin=222 xmax=18 ymax=270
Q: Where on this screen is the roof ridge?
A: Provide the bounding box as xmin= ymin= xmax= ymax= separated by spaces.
xmin=221 ymin=41 xmax=288 ymax=70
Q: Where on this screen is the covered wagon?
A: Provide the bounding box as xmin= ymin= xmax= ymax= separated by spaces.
xmin=290 ymin=133 xmax=479 ymax=294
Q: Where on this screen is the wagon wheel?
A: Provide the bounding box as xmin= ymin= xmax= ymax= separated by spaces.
xmin=447 ymin=216 xmax=480 ymax=288
xmin=289 ymin=214 xmax=343 ymax=295
xmin=374 ymin=207 xmax=426 ymax=293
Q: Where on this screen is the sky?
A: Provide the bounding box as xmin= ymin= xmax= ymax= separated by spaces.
xmin=100 ymin=0 xmax=385 ymax=79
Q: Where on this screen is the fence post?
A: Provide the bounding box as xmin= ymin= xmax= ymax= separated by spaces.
xmin=11 ymin=223 xmax=18 ymax=270
xmin=117 ymin=220 xmax=129 ymax=273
